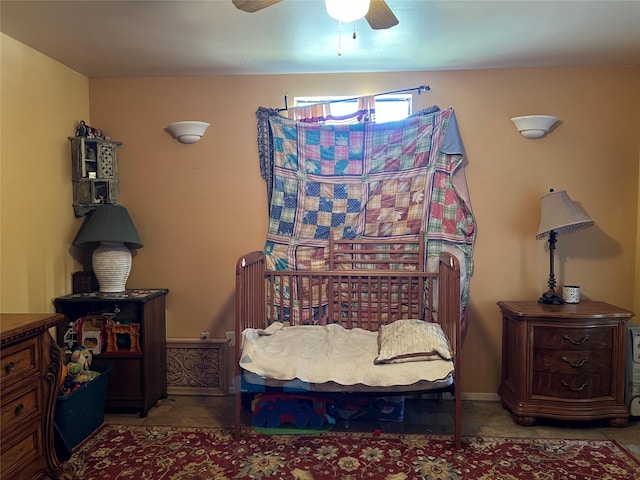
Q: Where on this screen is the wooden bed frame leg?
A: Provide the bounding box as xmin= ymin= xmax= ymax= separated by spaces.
xmin=454 ymin=392 xmax=462 ymax=449
xmin=234 ymin=376 xmax=241 ymax=441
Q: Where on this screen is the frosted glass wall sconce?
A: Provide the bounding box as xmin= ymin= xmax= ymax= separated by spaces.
xmin=167 ymin=121 xmax=210 ymax=144
xmin=511 ymin=115 xmax=558 ymax=139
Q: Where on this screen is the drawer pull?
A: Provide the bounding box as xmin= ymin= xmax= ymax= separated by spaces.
xmin=5 ymin=361 xmax=15 ymax=373
xmin=561 ymin=380 xmax=588 ymax=392
xmin=14 ymin=404 xmax=24 ymax=415
xmin=562 ymin=334 xmax=590 ymax=345
xmin=561 ymin=356 xmax=588 ymax=368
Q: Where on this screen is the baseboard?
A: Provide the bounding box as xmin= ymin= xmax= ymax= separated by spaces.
xmin=166 ymin=339 xmax=228 ymax=395
xmin=460 ymin=392 xmax=500 ymax=402
xmin=409 ymin=392 xmax=500 ymax=402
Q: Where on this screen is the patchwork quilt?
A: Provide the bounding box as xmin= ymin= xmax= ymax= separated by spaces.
xmin=263 ymin=107 xmax=476 ymax=324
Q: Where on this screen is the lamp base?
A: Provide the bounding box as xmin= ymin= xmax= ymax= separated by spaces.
xmin=92 ymin=242 xmax=132 ymax=293
xmin=538 ymin=289 xmax=565 ymax=305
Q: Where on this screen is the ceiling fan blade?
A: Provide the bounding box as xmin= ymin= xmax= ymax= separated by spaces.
xmin=365 ymin=0 xmax=399 ymax=30
xmin=232 ymin=0 xmax=283 ymax=13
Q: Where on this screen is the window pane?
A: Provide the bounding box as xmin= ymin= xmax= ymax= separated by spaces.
xmin=375 ymin=95 xmax=412 ymax=122
xmin=294 ymin=94 xmax=412 ymax=123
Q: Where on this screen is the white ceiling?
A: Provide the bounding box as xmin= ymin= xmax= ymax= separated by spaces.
xmin=1 ymin=0 xmax=639 ymax=78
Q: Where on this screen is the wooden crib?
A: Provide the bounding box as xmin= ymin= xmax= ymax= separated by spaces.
xmin=234 ymin=236 xmax=463 ymax=449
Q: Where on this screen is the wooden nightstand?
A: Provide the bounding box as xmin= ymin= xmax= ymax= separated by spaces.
xmin=54 ymin=289 xmax=169 ymax=417
xmin=497 ymin=301 xmax=634 ymax=427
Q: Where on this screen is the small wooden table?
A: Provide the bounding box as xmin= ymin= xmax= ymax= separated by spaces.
xmin=497 ymin=301 xmax=634 ymax=427
xmin=54 ymin=289 xmax=169 ymax=417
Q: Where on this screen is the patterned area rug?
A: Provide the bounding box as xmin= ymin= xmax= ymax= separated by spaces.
xmin=63 ymin=425 xmax=640 ymax=479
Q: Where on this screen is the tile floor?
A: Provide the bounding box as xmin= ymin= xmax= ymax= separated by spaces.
xmin=104 ymin=394 xmax=640 ymax=460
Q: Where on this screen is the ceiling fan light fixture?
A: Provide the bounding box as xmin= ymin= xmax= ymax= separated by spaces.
xmin=326 ymin=0 xmax=371 ymax=23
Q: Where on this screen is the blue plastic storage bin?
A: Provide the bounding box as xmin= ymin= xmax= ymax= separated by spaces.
xmin=55 ymin=365 xmax=111 ymax=449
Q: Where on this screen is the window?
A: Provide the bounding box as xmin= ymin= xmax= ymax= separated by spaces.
xmin=294 ymin=94 xmax=412 ymax=124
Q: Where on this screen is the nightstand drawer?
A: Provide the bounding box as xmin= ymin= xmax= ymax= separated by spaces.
xmin=533 ymin=372 xmax=613 ymax=399
xmin=1 ymin=337 xmax=40 ymax=385
xmin=533 ymin=326 xmax=612 ymax=350
xmin=533 ymin=349 xmax=612 ymax=374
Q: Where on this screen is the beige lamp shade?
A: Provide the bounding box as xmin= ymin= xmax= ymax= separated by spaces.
xmin=536 ymin=190 xmax=594 ymax=239
xmin=536 ymin=189 xmax=593 ymax=305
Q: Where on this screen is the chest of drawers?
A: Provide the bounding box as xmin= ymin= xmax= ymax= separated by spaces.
xmin=1 ymin=313 xmax=69 ymax=480
xmin=497 ymin=301 xmax=633 ymax=427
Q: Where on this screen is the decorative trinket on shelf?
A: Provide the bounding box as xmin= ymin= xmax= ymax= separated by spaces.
xmin=75 ymin=120 xmax=110 ymax=140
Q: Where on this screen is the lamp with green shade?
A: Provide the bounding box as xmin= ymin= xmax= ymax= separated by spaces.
xmin=74 ymin=204 xmax=144 ymax=293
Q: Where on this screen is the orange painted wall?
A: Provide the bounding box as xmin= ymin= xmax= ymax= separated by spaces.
xmin=2 ymin=32 xmax=638 ymax=394
xmin=88 ymin=68 xmax=639 ymax=394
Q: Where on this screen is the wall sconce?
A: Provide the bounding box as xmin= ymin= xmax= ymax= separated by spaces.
xmin=511 ymin=115 xmax=558 ymax=139
xmin=167 ymin=121 xmax=210 ymax=144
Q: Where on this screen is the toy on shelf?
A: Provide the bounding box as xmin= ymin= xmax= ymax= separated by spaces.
xmin=106 ymin=322 xmax=141 ymax=353
xmin=81 ymin=318 xmax=105 ymax=355
xmin=62 ymin=321 xmax=77 ymax=355
xmin=63 ymin=313 xmax=118 ymax=357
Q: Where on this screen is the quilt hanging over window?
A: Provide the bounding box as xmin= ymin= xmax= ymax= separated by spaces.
xmin=259 ymin=106 xmax=476 ymax=325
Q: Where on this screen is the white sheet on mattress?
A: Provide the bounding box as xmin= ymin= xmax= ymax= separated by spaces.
xmin=240 ymin=322 xmax=454 ymax=387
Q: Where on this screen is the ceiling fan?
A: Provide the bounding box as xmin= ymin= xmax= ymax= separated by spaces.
xmin=231 ymin=0 xmax=399 ymax=30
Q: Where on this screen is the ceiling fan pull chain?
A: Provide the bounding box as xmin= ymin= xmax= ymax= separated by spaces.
xmin=337 ymin=21 xmax=343 ymax=56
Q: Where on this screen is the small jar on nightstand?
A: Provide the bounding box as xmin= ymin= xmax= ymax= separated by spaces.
xmin=497 ymin=300 xmax=634 ymax=427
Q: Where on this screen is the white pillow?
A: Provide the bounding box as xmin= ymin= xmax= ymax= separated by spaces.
xmin=374 ymin=319 xmax=452 ymax=364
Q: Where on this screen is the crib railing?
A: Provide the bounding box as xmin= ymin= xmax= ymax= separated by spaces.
xmin=263 ymin=269 xmax=438 ymax=331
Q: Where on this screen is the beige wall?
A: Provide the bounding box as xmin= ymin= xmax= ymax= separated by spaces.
xmin=2 ymin=33 xmax=639 ymax=394
xmin=88 ymin=68 xmax=639 ymax=394
xmin=1 ymin=34 xmax=89 ymax=312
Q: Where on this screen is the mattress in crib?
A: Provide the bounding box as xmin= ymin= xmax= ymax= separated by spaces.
xmin=239 ymin=322 xmax=454 ymax=389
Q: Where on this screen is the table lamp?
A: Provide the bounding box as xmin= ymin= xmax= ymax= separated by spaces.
xmin=536 ymin=189 xmax=594 ymax=304
xmin=73 ymin=204 xmax=144 ymax=293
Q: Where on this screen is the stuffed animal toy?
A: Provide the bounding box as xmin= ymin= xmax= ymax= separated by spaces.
xmin=72 ymin=371 xmax=94 ymax=384
xmin=70 ymin=346 xmax=92 ymax=371
xmin=59 ymin=347 xmax=99 ymax=395
xmin=60 ymin=362 xmax=83 ymax=395
xmin=67 ymin=363 xmax=82 ymax=377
